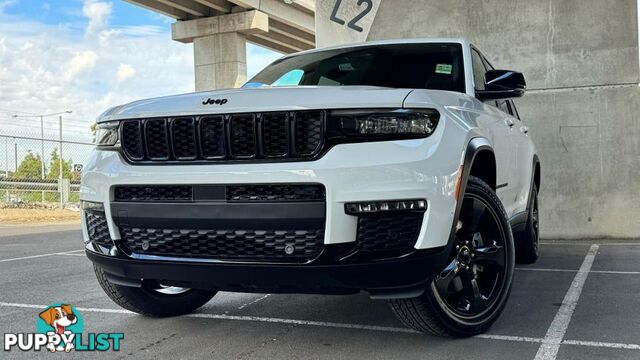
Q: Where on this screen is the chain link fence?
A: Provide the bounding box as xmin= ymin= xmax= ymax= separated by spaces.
xmin=0 ymin=126 xmax=94 ymax=209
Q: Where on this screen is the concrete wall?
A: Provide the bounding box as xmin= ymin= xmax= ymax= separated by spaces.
xmin=316 ymin=0 xmax=640 ymax=239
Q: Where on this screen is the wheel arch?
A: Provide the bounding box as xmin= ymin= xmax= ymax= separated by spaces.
xmin=447 ymin=137 xmax=495 ymax=245
xmin=532 ymin=155 xmax=541 ymax=192
xmin=468 ymin=150 xmax=497 ymax=191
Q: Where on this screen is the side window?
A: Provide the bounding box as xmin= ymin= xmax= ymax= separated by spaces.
xmin=509 ymin=100 xmax=521 ymax=120
xmin=481 ymin=55 xmax=495 ymax=71
xmin=497 ymin=100 xmax=512 ymax=116
xmin=471 ymin=49 xmax=487 ymax=91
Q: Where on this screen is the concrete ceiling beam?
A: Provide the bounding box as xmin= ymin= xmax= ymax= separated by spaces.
xmin=268 ymin=18 xmax=315 ymax=47
xmin=123 ymin=0 xmax=191 ymax=19
xmin=192 ymin=0 xmax=233 ymax=13
xmin=157 ymin=0 xmax=213 ymax=17
xmin=172 ymin=10 xmax=269 ymax=43
xmin=249 ymin=31 xmax=310 ymax=53
xmin=226 ymin=0 xmax=314 ymax=34
xmin=247 ymin=35 xmax=295 ymax=54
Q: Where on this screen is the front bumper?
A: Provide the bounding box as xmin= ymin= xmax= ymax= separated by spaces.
xmin=87 ymin=246 xmax=449 ymax=297
xmin=82 ymin=122 xmax=467 ymax=295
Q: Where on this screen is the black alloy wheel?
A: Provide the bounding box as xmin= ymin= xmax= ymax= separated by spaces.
xmin=388 ymin=176 xmax=515 ymax=337
xmin=515 ymin=184 xmax=540 ymax=264
xmin=433 ymin=192 xmax=509 ymax=321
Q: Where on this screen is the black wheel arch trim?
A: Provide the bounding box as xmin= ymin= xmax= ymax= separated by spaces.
xmin=447 ymin=137 xmax=494 ymax=247
xmin=528 ymin=154 xmax=541 ymax=214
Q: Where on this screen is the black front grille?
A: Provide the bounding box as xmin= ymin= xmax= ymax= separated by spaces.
xmin=144 ymin=119 xmax=169 ymax=160
xmin=295 ymin=111 xmax=323 ymax=156
xmin=120 ymin=111 xmax=324 ymax=163
xmin=114 ymin=185 xmax=193 ymax=202
xmin=85 ymin=210 xmax=111 ymax=246
xmin=230 ymin=114 xmax=257 ymax=158
xmin=172 ymin=118 xmax=197 ymax=159
xmin=200 ymin=116 xmax=225 ymax=158
xmin=262 ymin=112 xmax=289 ymax=157
xmin=122 ymin=121 xmax=144 ymax=160
xmin=356 ymin=213 xmax=424 ymax=252
xmin=121 ymin=227 xmax=324 ymax=263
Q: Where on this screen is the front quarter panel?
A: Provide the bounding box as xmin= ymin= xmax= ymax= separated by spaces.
xmin=404 ymin=90 xmax=526 ymax=218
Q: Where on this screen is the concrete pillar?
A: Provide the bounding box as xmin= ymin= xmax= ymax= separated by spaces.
xmin=193 ymin=32 xmax=247 ymax=90
xmin=172 ymin=10 xmax=269 ymax=91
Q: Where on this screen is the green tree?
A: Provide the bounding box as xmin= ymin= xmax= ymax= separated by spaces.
xmin=46 ymin=148 xmax=74 ymax=180
xmin=12 ymin=151 xmax=43 ymax=179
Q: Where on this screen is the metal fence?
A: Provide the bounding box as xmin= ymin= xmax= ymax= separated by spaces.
xmin=0 ymin=127 xmax=94 ymax=208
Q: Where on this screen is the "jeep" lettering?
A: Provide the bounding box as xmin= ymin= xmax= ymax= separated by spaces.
xmin=202 ymin=98 xmax=228 ymax=105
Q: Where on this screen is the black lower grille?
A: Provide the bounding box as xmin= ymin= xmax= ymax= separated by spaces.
xmin=85 ymin=211 xmax=111 ymax=246
xmin=114 ymin=185 xmax=193 ymax=202
xmin=120 ymin=227 xmax=324 ymax=263
xmin=113 ymin=184 xmax=324 ymax=203
xmin=226 ymin=184 xmax=325 ymax=202
xmin=356 ymin=213 xmax=423 ymax=252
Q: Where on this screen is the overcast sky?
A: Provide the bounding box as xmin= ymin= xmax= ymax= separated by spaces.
xmin=0 ymin=0 xmax=281 ymax=143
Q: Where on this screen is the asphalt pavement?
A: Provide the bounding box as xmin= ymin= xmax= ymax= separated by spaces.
xmin=1 ymin=224 xmax=639 ymax=359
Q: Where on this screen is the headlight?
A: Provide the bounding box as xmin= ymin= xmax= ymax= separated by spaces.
xmin=330 ymin=109 xmax=439 ymax=140
xmin=94 ymin=121 xmax=120 ymax=147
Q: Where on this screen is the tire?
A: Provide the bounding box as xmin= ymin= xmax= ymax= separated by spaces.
xmin=515 ymin=184 xmax=540 ymax=264
xmin=94 ymin=265 xmax=217 ymax=317
xmin=388 ymin=176 xmax=515 ymax=337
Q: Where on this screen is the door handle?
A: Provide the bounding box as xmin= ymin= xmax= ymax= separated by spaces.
xmin=520 ymin=126 xmax=529 ymax=134
xmin=505 ymin=118 xmax=515 ymax=128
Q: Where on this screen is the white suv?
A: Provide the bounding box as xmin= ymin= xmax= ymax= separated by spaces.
xmin=83 ymin=38 xmax=540 ymax=337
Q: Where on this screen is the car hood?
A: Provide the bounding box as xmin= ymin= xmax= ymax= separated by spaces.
xmin=97 ymin=86 xmax=414 ymax=122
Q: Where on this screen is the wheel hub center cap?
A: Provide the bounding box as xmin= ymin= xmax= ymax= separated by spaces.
xmin=457 ymin=246 xmax=472 ymax=265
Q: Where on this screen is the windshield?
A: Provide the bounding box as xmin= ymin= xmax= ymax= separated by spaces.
xmin=246 ymin=43 xmax=465 ymax=92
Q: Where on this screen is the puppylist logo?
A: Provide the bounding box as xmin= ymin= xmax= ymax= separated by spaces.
xmin=4 ymin=303 xmax=124 ymax=353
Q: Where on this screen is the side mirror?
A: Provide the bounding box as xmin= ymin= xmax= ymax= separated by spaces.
xmin=476 ymin=70 xmax=526 ymax=100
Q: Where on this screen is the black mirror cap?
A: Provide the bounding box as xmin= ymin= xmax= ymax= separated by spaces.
xmin=476 ymin=70 xmax=527 ymax=100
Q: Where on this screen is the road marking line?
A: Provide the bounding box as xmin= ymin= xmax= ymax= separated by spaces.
xmin=0 ymin=301 xmax=416 ymax=333
xmin=476 ymin=334 xmax=543 ymax=343
xmin=0 ymin=250 xmax=85 ymax=263
xmin=533 ymin=244 xmax=599 ymax=360
xmin=517 ymin=268 xmax=577 ymax=273
xmin=591 ymin=270 xmax=640 ymax=275
xmin=1 ymin=301 xmax=639 ymax=350
xmin=562 ymin=340 xmax=640 ymax=350
xmin=238 ymin=294 xmax=271 ymax=310
xmin=539 ymin=242 xmax=640 ymax=246
xmin=54 ymin=253 xmax=86 ymax=257
xmin=518 ymin=268 xmax=640 ymax=275
xmin=188 ymin=313 xmax=419 ymax=333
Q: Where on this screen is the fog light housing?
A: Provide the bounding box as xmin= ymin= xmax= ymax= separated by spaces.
xmin=82 ymin=201 xmax=104 ymax=212
xmin=345 ymin=199 xmax=427 ymax=215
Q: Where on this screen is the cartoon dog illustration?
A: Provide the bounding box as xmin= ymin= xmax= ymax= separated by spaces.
xmin=39 ymin=304 xmax=77 ymax=352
